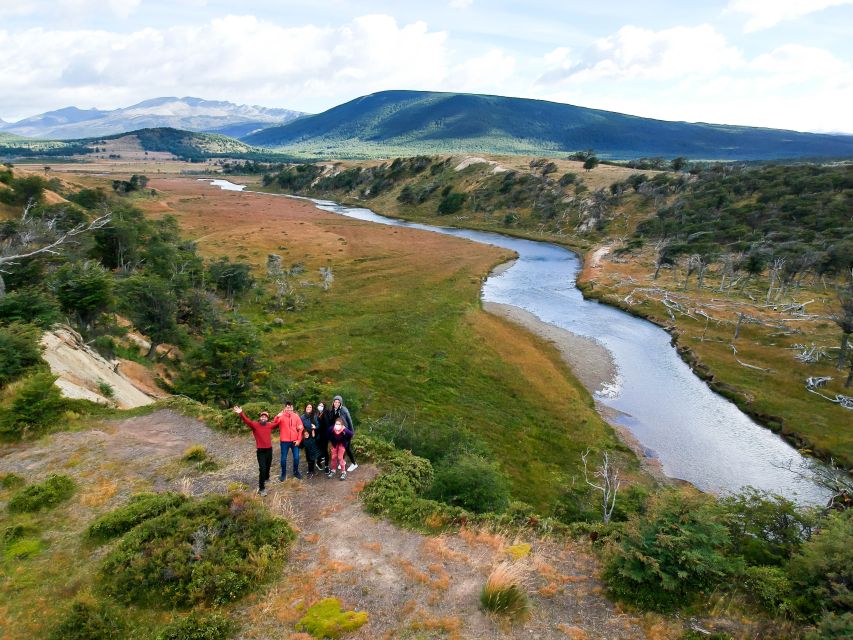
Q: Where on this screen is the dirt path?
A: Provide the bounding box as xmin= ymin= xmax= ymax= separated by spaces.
xmin=0 ymin=411 xmax=648 ymax=639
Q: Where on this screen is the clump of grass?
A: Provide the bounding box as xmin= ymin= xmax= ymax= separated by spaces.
xmin=296 ymin=598 xmax=368 ymax=639
xmin=85 ymin=492 xmax=187 ymax=543
xmin=0 ymin=472 xmax=24 ymax=489
xmin=47 ymin=595 xmax=126 ymax=640
xmin=7 ymin=474 xmax=75 ymax=513
xmin=97 ymin=380 xmax=115 ymax=399
xmin=480 ymin=562 xmax=531 ymax=621
xmin=155 ymin=611 xmax=234 ymax=640
xmin=182 ymin=444 xmax=219 ymax=472
xmin=3 ymin=520 xmax=45 ymax=561
xmin=99 ymin=494 xmax=294 ymax=607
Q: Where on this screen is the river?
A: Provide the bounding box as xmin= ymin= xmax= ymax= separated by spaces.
xmin=202 ymin=179 xmax=831 ymax=504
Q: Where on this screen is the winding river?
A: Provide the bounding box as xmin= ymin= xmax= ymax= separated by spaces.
xmin=203 ymin=179 xmax=831 ymax=505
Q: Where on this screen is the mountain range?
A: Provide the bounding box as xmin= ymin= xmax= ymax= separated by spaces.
xmin=244 ymin=90 xmax=853 ymax=160
xmin=0 ymin=97 xmax=305 ymax=139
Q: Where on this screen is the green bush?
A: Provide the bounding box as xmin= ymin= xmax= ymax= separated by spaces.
xmin=85 ymin=492 xmax=187 ymax=543
xmin=0 ymin=288 xmax=60 ymax=328
xmin=742 ymin=565 xmax=792 ymax=613
xmin=787 ymin=510 xmax=852 ymax=621
xmin=7 ymin=474 xmax=75 ymax=513
xmin=0 ymin=371 xmax=70 ymax=440
xmin=155 ymin=612 xmax=234 ymax=640
xmin=428 ymin=456 xmax=511 ymax=514
xmin=0 ymin=472 xmax=25 ymax=489
xmin=807 ymin=612 xmax=853 ymax=639
xmin=0 ymin=322 xmax=43 ymax=387
xmin=437 ymin=191 xmax=466 ymax=215
xmin=99 ymin=494 xmax=294 ymax=607
xmin=4 ymin=537 xmax=44 ymax=561
xmin=47 ymin=596 xmax=125 ymax=640
xmin=602 ymin=489 xmax=737 ymax=611
xmin=296 ymin=598 xmax=368 ymax=639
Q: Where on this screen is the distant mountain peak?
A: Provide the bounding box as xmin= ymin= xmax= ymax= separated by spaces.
xmin=0 ymin=97 xmax=306 ymax=140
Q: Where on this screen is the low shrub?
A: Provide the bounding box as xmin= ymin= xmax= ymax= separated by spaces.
xmin=807 ymin=612 xmax=853 ymax=639
xmin=428 ymin=456 xmax=511 ymax=514
xmin=296 ymin=597 xmax=368 ymax=639
xmin=742 ymin=565 xmax=792 ymax=613
xmin=787 ymin=510 xmax=852 ymax=621
xmin=85 ymin=492 xmax=187 ymax=543
xmin=99 ymin=494 xmax=294 ymax=607
xmin=480 ymin=562 xmax=530 ymax=621
xmin=0 ymin=289 xmax=61 ymax=328
xmin=4 ymin=537 xmax=44 ymax=561
xmin=155 ymin=612 xmax=234 ymax=640
xmin=0 ymin=472 xmax=25 ymax=489
xmin=47 ymin=596 xmax=125 ymax=640
xmin=7 ymin=474 xmax=75 ymax=513
xmin=602 ymin=489 xmax=737 ymax=611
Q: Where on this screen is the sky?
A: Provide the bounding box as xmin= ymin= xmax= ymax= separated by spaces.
xmin=0 ymin=0 xmax=851 ymax=133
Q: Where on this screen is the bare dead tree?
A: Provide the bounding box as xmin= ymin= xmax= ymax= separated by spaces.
xmin=652 ymin=238 xmax=671 ymax=280
xmin=319 ymin=265 xmax=334 ymax=291
xmin=766 ymin=257 xmax=785 ymax=305
xmin=0 ymin=201 xmax=111 ymax=296
xmin=581 ymin=449 xmax=621 ymax=524
xmin=832 ymin=275 xmax=853 ymax=370
xmin=773 ymin=457 xmax=853 ymax=512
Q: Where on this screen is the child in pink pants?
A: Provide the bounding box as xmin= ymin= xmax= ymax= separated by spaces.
xmin=327 ymin=418 xmax=353 ymax=480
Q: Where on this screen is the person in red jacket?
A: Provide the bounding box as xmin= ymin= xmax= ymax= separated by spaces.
xmin=272 ymin=401 xmax=304 ymax=481
xmin=233 ymin=406 xmax=274 ymax=496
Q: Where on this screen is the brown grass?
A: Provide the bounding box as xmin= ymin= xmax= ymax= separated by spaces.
xmin=410 ymin=609 xmax=464 ymax=640
xmin=78 ymin=478 xmax=117 ymax=507
xmin=396 ymin=558 xmax=450 ymax=591
xmin=421 ymin=536 xmax=468 ymax=564
xmin=557 ymin=624 xmax=589 ymax=639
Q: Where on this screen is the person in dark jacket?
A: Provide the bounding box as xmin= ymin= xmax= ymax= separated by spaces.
xmin=315 ymin=401 xmax=333 ymax=472
xmin=233 ymin=406 xmax=274 ymax=496
xmin=327 ymin=417 xmax=353 ymax=480
xmin=331 ymin=395 xmax=357 ymax=472
xmin=300 ymin=403 xmax=322 ymax=478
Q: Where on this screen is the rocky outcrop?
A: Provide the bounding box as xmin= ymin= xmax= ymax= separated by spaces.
xmin=40 ymin=326 xmax=156 ymax=409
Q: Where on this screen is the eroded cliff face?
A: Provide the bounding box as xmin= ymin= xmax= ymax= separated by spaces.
xmin=40 ymin=325 xmax=157 ymax=409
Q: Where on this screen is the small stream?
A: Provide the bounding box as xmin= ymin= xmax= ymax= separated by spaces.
xmin=202 ymin=179 xmax=831 ymax=505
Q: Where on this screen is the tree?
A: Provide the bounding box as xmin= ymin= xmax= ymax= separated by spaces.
xmin=833 ymin=280 xmax=853 ymax=370
xmin=207 ymin=258 xmax=254 ymax=304
xmin=52 ymin=261 xmax=115 ymax=331
xmin=671 ymin=157 xmax=688 ymax=172
xmin=118 ymin=275 xmax=181 ymax=359
xmin=173 ymin=320 xmax=263 ymax=407
xmin=0 ymin=323 xmax=43 ymax=387
xmin=0 ymin=202 xmax=110 ymax=296
xmin=583 ymin=157 xmax=600 ymax=172
xmin=581 ymin=449 xmax=621 ymax=524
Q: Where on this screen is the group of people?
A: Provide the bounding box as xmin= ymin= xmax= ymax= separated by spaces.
xmin=233 ymin=395 xmax=358 ymax=496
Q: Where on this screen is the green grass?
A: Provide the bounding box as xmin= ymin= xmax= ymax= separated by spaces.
xmin=296 ymin=598 xmax=368 ymax=639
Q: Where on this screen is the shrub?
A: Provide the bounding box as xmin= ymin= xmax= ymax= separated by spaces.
xmin=4 ymin=537 xmax=44 ymax=561
xmin=742 ymin=565 xmax=792 ymax=612
xmin=0 ymin=472 xmax=25 ymax=489
xmin=428 ymin=456 xmax=510 ymax=514
xmin=437 ymin=191 xmax=466 ymax=215
xmin=0 ymin=322 xmax=43 ymax=387
xmin=787 ymin=510 xmax=852 ymax=621
xmin=85 ymin=492 xmax=186 ymax=543
xmin=155 ymin=612 xmax=234 ymax=640
xmin=0 ymin=288 xmax=61 ymax=328
xmin=7 ymin=474 xmax=75 ymax=513
xmin=99 ymin=494 xmax=294 ymax=607
xmin=602 ymin=489 xmax=736 ymax=611
xmin=182 ymin=445 xmax=218 ymax=472
xmin=47 ymin=596 xmax=125 ymax=640
xmin=480 ymin=562 xmax=530 ymax=621
xmin=807 ymin=612 xmax=853 ymax=639
xmin=296 ymin=598 xmax=368 ymax=639
xmin=0 ymin=371 xmax=70 ymax=440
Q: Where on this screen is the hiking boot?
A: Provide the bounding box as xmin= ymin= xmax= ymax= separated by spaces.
xmin=326 ymin=470 xmax=335 ymax=478
xmin=347 ymin=463 xmax=358 ymax=472
xmin=279 ymin=476 xmax=286 ymax=482
xmin=258 ymin=489 xmax=268 ymax=497
xmin=307 ymin=472 xmax=315 ymax=480
xmin=340 ymin=472 xmax=347 ymax=481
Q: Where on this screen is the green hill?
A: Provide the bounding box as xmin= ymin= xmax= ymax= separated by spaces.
xmin=0 ymin=127 xmax=296 ymax=161
xmin=244 ymin=90 xmax=853 ymax=161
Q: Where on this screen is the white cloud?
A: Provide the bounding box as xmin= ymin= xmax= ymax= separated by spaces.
xmin=538 ymin=24 xmax=742 ymax=84
xmin=447 ymin=48 xmax=516 ymax=92
xmin=0 ymin=0 xmax=142 ymax=20
xmin=725 ymin=0 xmax=853 ymax=32
xmin=0 ymin=14 xmax=456 ymax=118
xmin=449 ymin=0 xmax=474 ymax=8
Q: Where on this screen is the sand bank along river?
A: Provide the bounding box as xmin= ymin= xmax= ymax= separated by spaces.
xmin=203 ymin=180 xmax=831 ymax=505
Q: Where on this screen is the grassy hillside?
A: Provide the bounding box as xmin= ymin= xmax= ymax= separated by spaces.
xmin=244 ymin=90 xmax=853 ymax=160
xmin=0 ymin=127 xmax=297 ymax=162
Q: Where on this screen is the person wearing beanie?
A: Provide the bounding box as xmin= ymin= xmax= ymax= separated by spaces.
xmin=331 ymin=395 xmax=358 ymax=472
xmin=233 ymin=406 xmax=274 ymax=496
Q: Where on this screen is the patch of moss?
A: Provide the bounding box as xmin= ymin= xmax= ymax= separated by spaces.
xmin=504 ymin=543 xmax=531 ymax=560
xmin=4 ymin=537 xmax=44 ymax=561
xmin=296 ymin=598 xmax=368 ymax=639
